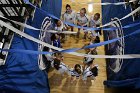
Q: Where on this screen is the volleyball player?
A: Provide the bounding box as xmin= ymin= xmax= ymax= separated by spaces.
xmin=54 ymin=19 xmax=64 ymax=31
xmin=51 ymin=34 xmax=62 ymax=48
xmin=63 ymin=4 xmax=76 ymax=32
xmin=69 ymin=64 xmax=83 ymax=83
xmin=75 ymin=8 xmax=89 ymax=39
xmin=83 ymin=43 xmax=97 ymax=67
xmin=82 ymin=64 xmax=99 ymax=84
xmin=83 ymin=49 xmax=97 ymax=66
xmin=89 ymin=13 xmax=101 ymax=36
xmin=54 ymin=19 xmax=66 ymax=43
xmin=51 ymin=53 xmax=70 ymax=75
xmin=42 ymin=47 xmax=53 ymax=72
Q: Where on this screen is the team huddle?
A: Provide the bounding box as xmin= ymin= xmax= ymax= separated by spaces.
xmin=41 ymin=4 xmax=102 ymax=84
xmin=43 ymin=48 xmax=99 ymax=84
xmin=63 ymin=4 xmax=101 ymax=38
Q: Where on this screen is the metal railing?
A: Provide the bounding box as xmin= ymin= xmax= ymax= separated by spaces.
xmin=0 ymin=0 xmax=36 ymax=65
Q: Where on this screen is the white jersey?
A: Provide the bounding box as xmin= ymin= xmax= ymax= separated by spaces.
xmin=83 ymin=51 xmax=94 ymax=64
xmin=51 ymin=61 xmax=69 ymax=74
xmin=82 ymin=65 xmax=99 ymax=80
xmin=63 ymin=11 xmax=76 ymax=24
xmin=70 ymin=69 xmax=80 ymax=77
xmin=89 ymin=16 xmax=101 ymax=27
xmin=55 ymin=26 xmax=63 ymax=31
xmin=69 ymin=65 xmax=83 ymax=77
xmin=54 ymin=20 xmax=64 ymax=31
xmin=75 ymin=13 xmax=89 ymax=26
xmin=89 ymin=16 xmax=101 ymax=36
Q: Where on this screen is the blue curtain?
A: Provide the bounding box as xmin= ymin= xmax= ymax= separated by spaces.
xmin=0 ymin=0 xmax=62 ymax=92
xmin=41 ymin=0 xmax=62 ymax=18
xmin=102 ymin=0 xmax=140 ymax=89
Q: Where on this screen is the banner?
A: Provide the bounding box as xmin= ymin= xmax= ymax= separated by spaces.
xmin=0 ymin=0 xmax=62 ymax=92
xmin=103 ymin=0 xmax=140 ymax=89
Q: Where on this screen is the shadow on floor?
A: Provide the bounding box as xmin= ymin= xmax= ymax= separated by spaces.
xmin=61 ymin=77 xmax=93 ymax=93
xmin=49 ymin=73 xmax=66 ymax=89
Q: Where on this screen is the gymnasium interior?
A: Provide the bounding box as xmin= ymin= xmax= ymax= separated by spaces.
xmin=0 ymin=0 xmax=140 ymax=93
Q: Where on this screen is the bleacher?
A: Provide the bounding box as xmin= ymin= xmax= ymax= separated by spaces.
xmin=0 ymin=0 xmax=42 ymax=65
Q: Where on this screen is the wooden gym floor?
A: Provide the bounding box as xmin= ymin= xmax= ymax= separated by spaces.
xmin=48 ymin=0 xmax=108 ymax=93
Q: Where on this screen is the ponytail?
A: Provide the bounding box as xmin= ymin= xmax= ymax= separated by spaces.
xmin=90 ymin=66 xmax=98 ymax=76
xmin=74 ymin=64 xmax=82 ymax=74
xmin=66 ymin=4 xmax=71 ymax=9
xmin=81 ymin=8 xmax=86 ymax=14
